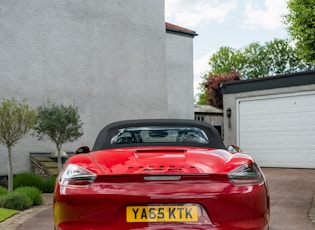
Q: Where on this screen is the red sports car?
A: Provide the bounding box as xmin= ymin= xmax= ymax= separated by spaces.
xmin=54 ymin=119 xmax=270 ymax=230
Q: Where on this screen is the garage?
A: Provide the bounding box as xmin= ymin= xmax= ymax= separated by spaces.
xmin=238 ymin=92 xmax=315 ymax=168
xmin=221 ymin=71 xmax=315 ymax=168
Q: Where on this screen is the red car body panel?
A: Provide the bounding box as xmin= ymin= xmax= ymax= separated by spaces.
xmin=70 ymin=147 xmax=236 ymax=175
xmin=53 ymin=120 xmax=270 ymax=230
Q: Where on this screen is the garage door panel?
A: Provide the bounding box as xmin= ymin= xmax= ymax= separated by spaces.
xmin=238 ymin=93 xmax=315 ymax=168
xmin=241 ymin=130 xmax=315 ymax=145
xmin=242 ymin=148 xmax=315 ymax=168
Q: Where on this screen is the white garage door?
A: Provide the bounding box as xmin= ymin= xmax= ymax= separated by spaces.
xmin=238 ymin=92 xmax=315 ymax=168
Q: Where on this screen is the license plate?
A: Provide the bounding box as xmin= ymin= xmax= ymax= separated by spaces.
xmin=126 ymin=205 xmax=198 ymax=222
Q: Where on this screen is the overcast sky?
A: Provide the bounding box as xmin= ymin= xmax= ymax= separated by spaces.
xmin=165 ymin=0 xmax=290 ymax=95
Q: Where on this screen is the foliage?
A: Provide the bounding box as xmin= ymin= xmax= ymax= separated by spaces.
xmin=208 ymin=46 xmax=243 ymax=75
xmin=264 ymin=39 xmax=306 ymax=74
xmin=0 ymin=186 xmax=8 ymax=196
xmin=284 ymin=0 xmax=315 ymax=63
xmin=13 ymin=172 xmax=56 ymax=193
xmin=0 ymin=98 xmax=37 ymax=192
xmin=208 ymin=39 xmax=315 ymax=79
xmin=14 ymin=186 xmax=42 ymax=206
xmin=240 ymin=42 xmax=268 ymax=78
xmin=195 ymin=73 xmax=210 ymax=105
xmin=13 ymin=173 xmax=43 ymax=190
xmin=0 ymin=192 xmax=32 ymax=211
xmin=203 ymin=70 xmax=241 ymax=108
xmin=195 ymin=92 xmax=208 ymax=105
xmin=34 ymin=101 xmax=83 ymax=171
xmin=40 ymin=176 xmax=57 ymax=193
xmin=0 ymin=208 xmax=19 ymax=222
xmin=0 ymin=186 xmax=43 ymax=211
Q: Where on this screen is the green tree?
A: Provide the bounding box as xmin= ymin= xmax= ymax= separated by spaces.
xmin=265 ymin=39 xmax=314 ymax=74
xmin=0 ymin=98 xmax=37 ymax=192
xmin=34 ymin=101 xmax=84 ymax=171
xmin=209 ymin=43 xmax=268 ymax=79
xmin=241 ymin=42 xmax=269 ymax=78
xmin=195 ymin=73 xmax=209 ymax=105
xmin=208 ymin=46 xmax=243 ymax=75
xmin=284 ymin=0 xmax=315 ymax=63
xmin=195 ymin=91 xmax=207 ymax=105
xmin=208 ymin=39 xmax=314 ymax=79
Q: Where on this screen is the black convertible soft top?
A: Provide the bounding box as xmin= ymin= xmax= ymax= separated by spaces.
xmin=92 ymin=119 xmax=226 ymax=151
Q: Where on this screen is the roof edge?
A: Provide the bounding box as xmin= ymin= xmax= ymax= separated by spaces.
xmin=221 ymin=70 xmax=315 ymax=94
xmin=165 ymin=22 xmax=198 ymax=37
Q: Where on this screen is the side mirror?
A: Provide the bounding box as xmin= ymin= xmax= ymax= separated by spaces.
xmin=227 ymin=144 xmax=242 ymax=153
xmin=74 ymin=146 xmax=90 ymax=154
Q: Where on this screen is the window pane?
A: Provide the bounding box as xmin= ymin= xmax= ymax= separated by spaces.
xmin=110 ymin=126 xmax=209 ymax=145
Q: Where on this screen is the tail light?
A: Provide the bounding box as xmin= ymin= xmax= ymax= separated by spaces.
xmin=60 ymin=164 xmax=96 ymax=187
xmin=228 ymin=163 xmax=264 ymax=186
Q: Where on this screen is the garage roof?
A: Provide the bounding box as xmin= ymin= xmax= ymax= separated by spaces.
xmin=221 ymin=70 xmax=315 ymax=94
xmin=194 ymin=105 xmax=223 ymax=114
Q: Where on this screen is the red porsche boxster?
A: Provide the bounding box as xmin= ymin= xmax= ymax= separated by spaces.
xmin=54 ymin=119 xmax=270 ymax=230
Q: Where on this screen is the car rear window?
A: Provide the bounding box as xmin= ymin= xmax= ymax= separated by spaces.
xmin=110 ymin=126 xmax=209 ymax=145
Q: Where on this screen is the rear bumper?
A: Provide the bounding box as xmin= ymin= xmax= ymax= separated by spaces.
xmin=54 ymin=178 xmax=269 ymax=230
xmin=55 ymin=224 xmax=269 ymax=230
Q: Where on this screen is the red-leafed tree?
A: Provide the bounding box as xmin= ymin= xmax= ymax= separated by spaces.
xmin=203 ymin=69 xmax=241 ymax=108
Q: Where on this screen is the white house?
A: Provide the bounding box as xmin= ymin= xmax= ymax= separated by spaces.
xmin=0 ymin=0 xmax=197 ymax=176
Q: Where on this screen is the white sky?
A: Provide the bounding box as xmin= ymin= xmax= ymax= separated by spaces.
xmin=165 ymin=0 xmax=289 ymax=95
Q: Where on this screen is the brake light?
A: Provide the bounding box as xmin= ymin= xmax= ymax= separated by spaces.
xmin=228 ymin=163 xmax=264 ymax=186
xmin=60 ymin=164 xmax=96 ymax=187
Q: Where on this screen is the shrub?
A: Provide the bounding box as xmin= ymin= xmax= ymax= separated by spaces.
xmin=13 ymin=173 xmax=43 ymax=190
xmin=14 ymin=186 xmax=42 ymax=206
xmin=13 ymin=173 xmax=56 ymax=193
xmin=0 ymin=196 xmax=4 ymax=207
xmin=0 ymin=186 xmax=8 ymax=196
xmin=41 ymin=176 xmax=57 ymax=193
xmin=0 ymin=193 xmax=32 ymax=211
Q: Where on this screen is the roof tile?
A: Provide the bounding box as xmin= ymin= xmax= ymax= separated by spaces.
xmin=165 ymin=22 xmax=198 ymax=36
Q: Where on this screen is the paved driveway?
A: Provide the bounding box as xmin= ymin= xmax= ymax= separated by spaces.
xmin=4 ymin=168 xmax=315 ymax=230
xmin=262 ymin=168 xmax=315 ymax=230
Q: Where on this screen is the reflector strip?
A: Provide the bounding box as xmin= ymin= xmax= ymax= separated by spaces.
xmin=143 ymin=176 xmax=181 ymax=181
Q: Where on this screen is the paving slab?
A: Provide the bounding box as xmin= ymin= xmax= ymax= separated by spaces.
xmin=15 ymin=208 xmax=53 ymax=230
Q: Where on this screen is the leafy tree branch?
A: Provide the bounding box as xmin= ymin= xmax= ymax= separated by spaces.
xmin=0 ymin=98 xmax=37 ymax=192
xmin=34 ymin=101 xmax=84 ymax=171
